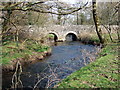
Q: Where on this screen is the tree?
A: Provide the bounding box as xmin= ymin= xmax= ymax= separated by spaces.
xmin=92 ymin=0 xmax=104 ymax=44
xmin=97 ymin=2 xmax=118 ymax=25
xmin=97 ymin=2 xmax=119 ymax=42
xmin=0 ymin=1 xmax=89 ymax=46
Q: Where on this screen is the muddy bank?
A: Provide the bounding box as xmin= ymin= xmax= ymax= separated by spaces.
xmin=2 ymin=48 xmax=52 ymax=72
xmin=80 ymin=40 xmax=100 ymax=45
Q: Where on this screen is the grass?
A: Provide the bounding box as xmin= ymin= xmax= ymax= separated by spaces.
xmin=57 ymin=43 xmax=119 ymax=88
xmin=1 ymin=40 xmax=50 ymax=65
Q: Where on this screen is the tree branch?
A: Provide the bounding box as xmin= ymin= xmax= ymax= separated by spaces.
xmin=2 ymin=2 xmax=88 ymax=15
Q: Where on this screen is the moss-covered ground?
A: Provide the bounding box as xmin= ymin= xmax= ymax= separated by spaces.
xmin=1 ymin=40 xmax=49 ymax=65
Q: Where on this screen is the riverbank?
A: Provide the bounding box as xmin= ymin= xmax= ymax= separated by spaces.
xmin=79 ymin=33 xmax=118 ymax=45
xmin=56 ymin=43 xmax=119 ymax=88
xmin=2 ymin=41 xmax=52 ymax=72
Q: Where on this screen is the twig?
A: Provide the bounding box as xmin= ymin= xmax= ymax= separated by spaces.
xmin=11 ymin=60 xmax=23 ymax=89
xmin=33 ymin=75 xmax=52 ymax=89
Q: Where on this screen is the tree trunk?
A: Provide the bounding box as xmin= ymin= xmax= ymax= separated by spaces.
xmin=0 ymin=4 xmax=3 ymax=45
xmin=76 ymin=11 xmax=79 ymax=25
xmin=118 ymin=3 xmax=120 ymax=42
xmin=108 ymin=25 xmax=113 ymax=42
xmin=57 ymin=7 xmax=62 ymax=25
xmin=92 ymin=0 xmax=104 ymax=44
xmin=2 ymin=2 xmax=12 ymax=41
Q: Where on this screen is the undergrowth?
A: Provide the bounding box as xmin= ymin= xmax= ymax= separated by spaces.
xmin=80 ymin=33 xmax=118 ymax=44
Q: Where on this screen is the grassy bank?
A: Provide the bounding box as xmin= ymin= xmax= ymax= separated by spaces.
xmin=1 ymin=40 xmax=50 ymax=65
xmin=56 ymin=43 xmax=119 ymax=88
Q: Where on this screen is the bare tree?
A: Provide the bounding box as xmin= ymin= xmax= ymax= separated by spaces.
xmin=92 ymin=0 xmax=104 ymax=44
xmin=0 ymin=1 xmax=88 ymax=43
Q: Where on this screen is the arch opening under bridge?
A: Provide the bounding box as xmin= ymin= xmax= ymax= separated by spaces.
xmin=48 ymin=33 xmax=58 ymax=41
xmin=65 ymin=31 xmax=78 ymax=41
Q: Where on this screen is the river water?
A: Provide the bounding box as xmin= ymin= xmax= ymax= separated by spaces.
xmin=3 ymin=41 xmax=100 ymax=89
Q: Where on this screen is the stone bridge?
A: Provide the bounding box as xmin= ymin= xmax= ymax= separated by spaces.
xmin=43 ymin=25 xmax=96 ymax=41
xmin=22 ymin=25 xmax=118 ymax=41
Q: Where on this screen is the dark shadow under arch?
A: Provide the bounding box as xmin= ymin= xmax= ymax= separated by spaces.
xmin=48 ymin=33 xmax=58 ymax=41
xmin=66 ymin=33 xmax=77 ymax=41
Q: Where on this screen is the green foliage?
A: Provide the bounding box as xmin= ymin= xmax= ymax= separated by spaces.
xmin=48 ymin=34 xmax=54 ymax=38
xmin=57 ymin=43 xmax=119 ymax=88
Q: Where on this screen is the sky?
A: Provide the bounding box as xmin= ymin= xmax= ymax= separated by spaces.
xmin=58 ymin=0 xmax=119 ymax=4
xmin=59 ymin=0 xmax=92 ymax=4
xmin=59 ymin=0 xmax=76 ymax=4
xmin=1 ymin=0 xmax=119 ymax=2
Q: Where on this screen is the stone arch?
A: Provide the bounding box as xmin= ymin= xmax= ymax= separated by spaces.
xmin=48 ymin=32 xmax=59 ymax=41
xmin=65 ymin=31 xmax=78 ymax=41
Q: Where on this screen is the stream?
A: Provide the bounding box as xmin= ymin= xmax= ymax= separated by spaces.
xmin=2 ymin=41 xmax=100 ymax=89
